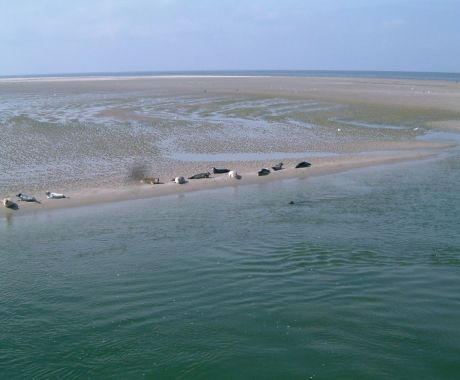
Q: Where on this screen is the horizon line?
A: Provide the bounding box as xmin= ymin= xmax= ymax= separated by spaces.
xmin=2 ymin=68 xmax=460 ymax=78
xmin=1 ymin=69 xmax=460 ymax=84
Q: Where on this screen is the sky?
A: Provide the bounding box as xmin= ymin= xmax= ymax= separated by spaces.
xmin=0 ymin=0 xmax=459 ymax=75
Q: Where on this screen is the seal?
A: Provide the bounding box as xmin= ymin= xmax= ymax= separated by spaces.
xmin=295 ymin=161 xmax=311 ymax=168
xmin=258 ymin=168 xmax=270 ymax=176
xmin=212 ymin=167 xmax=230 ymax=174
xmin=188 ymin=172 xmax=211 ymax=179
xmin=174 ymin=176 xmax=186 ymax=184
xmin=3 ymin=198 xmax=18 ymax=209
xmin=228 ymin=170 xmax=241 ymax=179
xmin=45 ymin=191 xmax=67 ymax=199
xmin=272 ymin=162 xmax=283 ymax=171
xmin=17 ymin=193 xmax=40 ymax=203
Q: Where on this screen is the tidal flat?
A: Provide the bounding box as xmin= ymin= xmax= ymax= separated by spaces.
xmin=0 ymin=75 xmax=459 ymax=213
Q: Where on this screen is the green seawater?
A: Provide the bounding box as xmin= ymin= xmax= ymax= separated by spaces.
xmin=1 ymin=151 xmax=460 ymax=379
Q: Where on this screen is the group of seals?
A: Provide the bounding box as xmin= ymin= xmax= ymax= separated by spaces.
xmin=4 ymin=161 xmax=313 ymax=210
xmin=171 ymin=167 xmax=238 ymax=184
xmin=170 ymin=161 xmax=311 ymax=183
xmin=258 ymin=161 xmax=311 ymax=176
xmin=3 ymin=191 xmax=64 ymax=210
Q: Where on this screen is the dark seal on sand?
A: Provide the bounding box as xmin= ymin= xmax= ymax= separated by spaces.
xmin=295 ymin=161 xmax=311 ymax=168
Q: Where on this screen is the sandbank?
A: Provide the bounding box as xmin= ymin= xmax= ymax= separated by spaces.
xmin=1 ymin=144 xmax=453 ymax=217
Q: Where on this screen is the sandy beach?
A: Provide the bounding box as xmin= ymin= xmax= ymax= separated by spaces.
xmin=1 ymin=75 xmax=459 ymax=216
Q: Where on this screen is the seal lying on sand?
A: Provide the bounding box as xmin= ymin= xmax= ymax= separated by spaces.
xmin=272 ymin=162 xmax=283 ymax=171
xmin=188 ymin=172 xmax=211 ymax=179
xmin=3 ymin=198 xmax=18 ymax=209
xmin=295 ymin=161 xmax=311 ymax=168
xmin=140 ymin=177 xmax=161 ymax=185
xmin=17 ymin=193 xmax=40 ymax=203
xmin=173 ymin=176 xmax=186 ymax=184
xmin=228 ymin=170 xmax=241 ymax=179
xmin=258 ymin=168 xmax=271 ymax=176
xmin=45 ymin=191 xmax=67 ymax=199
xmin=212 ymin=167 xmax=230 ymax=174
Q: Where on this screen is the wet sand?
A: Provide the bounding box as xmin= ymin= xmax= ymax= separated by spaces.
xmin=3 ymin=74 xmax=460 ymax=113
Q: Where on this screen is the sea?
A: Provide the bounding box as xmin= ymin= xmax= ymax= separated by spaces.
xmin=2 ymin=70 xmax=460 ymax=82
xmin=1 ymin=71 xmax=460 ymax=379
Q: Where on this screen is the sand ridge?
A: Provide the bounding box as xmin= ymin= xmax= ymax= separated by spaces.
xmin=1 ymin=144 xmax=453 ymax=217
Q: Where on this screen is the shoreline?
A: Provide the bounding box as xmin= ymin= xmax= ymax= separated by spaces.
xmin=1 ymin=70 xmax=459 ymax=83
xmin=1 ymin=146 xmax=452 ymax=218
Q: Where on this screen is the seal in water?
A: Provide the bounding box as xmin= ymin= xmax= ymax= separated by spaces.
xmin=258 ymin=168 xmax=271 ymax=176
xmin=295 ymin=161 xmax=311 ymax=168
xmin=188 ymin=172 xmax=211 ymax=179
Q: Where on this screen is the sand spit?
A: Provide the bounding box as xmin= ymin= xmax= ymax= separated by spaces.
xmin=1 ymin=146 xmax=452 ymax=217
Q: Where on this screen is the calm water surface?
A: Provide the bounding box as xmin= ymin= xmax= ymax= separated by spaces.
xmin=1 ymin=150 xmax=459 ymax=379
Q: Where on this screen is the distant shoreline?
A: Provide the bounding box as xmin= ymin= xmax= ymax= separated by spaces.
xmin=1 ymin=69 xmax=460 ymax=83
xmin=0 ymin=74 xmax=270 ymax=83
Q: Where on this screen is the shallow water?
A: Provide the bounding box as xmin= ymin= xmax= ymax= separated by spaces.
xmin=331 ymin=118 xmax=410 ymax=130
xmin=1 ymin=149 xmax=459 ymax=379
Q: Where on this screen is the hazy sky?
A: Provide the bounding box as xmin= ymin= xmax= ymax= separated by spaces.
xmin=1 ymin=0 xmax=459 ymax=75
